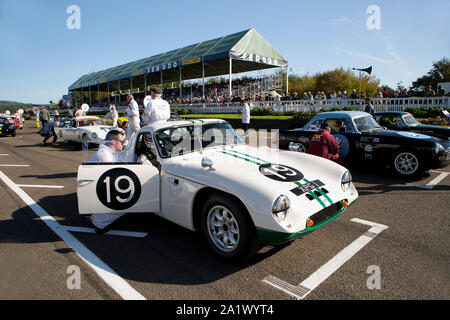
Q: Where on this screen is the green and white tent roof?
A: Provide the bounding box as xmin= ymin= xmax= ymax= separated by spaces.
xmin=69 ymin=28 xmax=287 ymax=90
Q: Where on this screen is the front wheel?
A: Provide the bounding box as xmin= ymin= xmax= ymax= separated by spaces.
xmin=391 ymin=149 xmax=423 ymax=178
xmin=201 ymin=193 xmax=260 ymax=262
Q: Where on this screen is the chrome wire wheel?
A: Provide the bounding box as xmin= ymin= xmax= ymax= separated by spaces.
xmin=297 ymin=143 xmax=306 ymax=153
xmin=207 ymin=205 xmax=240 ymax=253
xmin=394 ymin=152 xmax=419 ymax=175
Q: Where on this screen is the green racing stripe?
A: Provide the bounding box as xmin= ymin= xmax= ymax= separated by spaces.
xmin=221 ymin=148 xmax=331 ymax=208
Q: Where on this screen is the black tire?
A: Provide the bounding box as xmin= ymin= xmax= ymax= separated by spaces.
xmin=391 ymin=148 xmax=424 ymax=178
xmin=11 ymin=130 xmax=16 ymax=137
xmin=200 ymin=193 xmax=260 ymax=262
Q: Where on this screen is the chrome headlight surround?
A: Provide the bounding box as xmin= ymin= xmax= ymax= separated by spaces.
xmin=91 ymin=132 xmax=98 ymax=139
xmin=272 ymin=195 xmax=290 ymax=222
xmin=432 ymin=142 xmax=445 ymax=155
xmin=341 ymin=171 xmax=352 ymax=191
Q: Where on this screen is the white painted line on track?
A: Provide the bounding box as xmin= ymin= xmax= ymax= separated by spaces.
xmin=0 ymin=164 xmax=29 ymax=167
xmin=405 ymin=171 xmax=449 ymax=190
xmin=263 ymin=218 xmax=388 ymax=300
xmin=0 ymin=154 xmax=9 ymax=156
xmin=17 ymin=184 xmax=64 ymax=189
xmin=0 ymin=170 xmax=146 ymax=300
xmin=63 ymin=226 xmax=148 ymax=238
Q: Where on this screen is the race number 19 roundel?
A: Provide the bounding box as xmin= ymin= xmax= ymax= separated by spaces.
xmin=259 ymin=163 xmax=304 ymax=182
xmin=96 ymin=168 xmax=142 ymax=210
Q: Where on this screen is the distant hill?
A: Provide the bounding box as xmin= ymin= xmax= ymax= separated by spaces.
xmin=0 ymin=101 xmax=47 ymax=112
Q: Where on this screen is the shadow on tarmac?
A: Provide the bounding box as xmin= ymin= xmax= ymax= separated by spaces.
xmin=1 ymin=191 xmax=288 ymax=287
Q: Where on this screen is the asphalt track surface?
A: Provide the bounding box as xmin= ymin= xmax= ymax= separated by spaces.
xmin=0 ymin=123 xmax=449 ymax=300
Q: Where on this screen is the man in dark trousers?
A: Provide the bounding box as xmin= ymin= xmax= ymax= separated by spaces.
xmin=307 ymin=122 xmax=342 ymax=163
xmin=364 ymin=98 xmax=375 ymax=115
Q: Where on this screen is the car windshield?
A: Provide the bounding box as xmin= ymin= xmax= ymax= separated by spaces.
xmin=155 ymin=122 xmax=245 ymax=158
xmin=78 ymin=119 xmax=105 ymax=126
xmin=403 ymin=115 xmax=420 ymax=126
xmin=353 ymin=116 xmax=381 ymax=132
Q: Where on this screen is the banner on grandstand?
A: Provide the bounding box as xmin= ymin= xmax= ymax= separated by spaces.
xmin=145 ymin=61 xmax=179 ymax=74
xmin=182 ymin=57 xmax=201 ymax=65
xmin=230 ymin=51 xmax=288 ymax=67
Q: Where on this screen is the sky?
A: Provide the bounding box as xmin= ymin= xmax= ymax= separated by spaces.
xmin=0 ymin=0 xmax=449 ymax=104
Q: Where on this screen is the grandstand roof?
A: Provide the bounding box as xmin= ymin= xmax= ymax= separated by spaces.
xmin=68 ymin=28 xmax=287 ymax=91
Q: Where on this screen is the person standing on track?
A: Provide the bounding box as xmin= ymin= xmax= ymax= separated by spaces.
xmin=88 ymin=130 xmax=127 ymax=233
xmin=307 ymin=121 xmax=342 ymax=163
xmin=238 ymin=98 xmax=251 ymax=132
xmin=142 ymin=87 xmax=170 ymax=126
xmin=40 ymin=106 xmax=50 ymax=129
xmin=124 ymin=94 xmax=141 ymax=145
xmin=141 ymin=87 xmax=170 ymax=158
xmin=105 ymin=104 xmax=118 ymax=127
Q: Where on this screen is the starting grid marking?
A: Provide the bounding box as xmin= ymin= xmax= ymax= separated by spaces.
xmin=17 ymin=184 xmax=64 ymax=189
xmin=263 ymin=218 xmax=389 ymax=300
xmin=0 ymin=170 xmax=147 ymax=300
xmin=405 ymin=170 xmax=450 ymax=190
xmin=62 ymin=226 xmax=148 ymax=238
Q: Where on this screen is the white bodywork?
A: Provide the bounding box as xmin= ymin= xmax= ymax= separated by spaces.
xmin=57 ymin=116 xmax=117 ymax=143
xmin=77 ymin=119 xmax=358 ymax=239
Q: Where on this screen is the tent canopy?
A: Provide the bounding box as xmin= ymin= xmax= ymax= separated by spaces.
xmin=68 ymin=28 xmax=287 ymax=91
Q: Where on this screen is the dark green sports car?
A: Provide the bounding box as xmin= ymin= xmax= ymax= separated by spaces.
xmin=374 ymin=112 xmax=450 ymax=141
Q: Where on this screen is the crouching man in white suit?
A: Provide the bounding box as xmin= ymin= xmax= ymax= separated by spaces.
xmin=88 ymin=130 xmax=127 ymax=233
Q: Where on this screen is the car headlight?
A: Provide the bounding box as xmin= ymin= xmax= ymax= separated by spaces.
xmin=432 ymin=142 xmax=445 ymax=154
xmin=272 ymin=195 xmax=290 ymax=222
xmin=341 ymin=171 xmax=352 ymax=191
xmin=91 ymin=132 xmax=98 ymax=139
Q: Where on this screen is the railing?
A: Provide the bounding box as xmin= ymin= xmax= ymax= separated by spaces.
xmin=88 ymin=97 xmax=449 ymax=113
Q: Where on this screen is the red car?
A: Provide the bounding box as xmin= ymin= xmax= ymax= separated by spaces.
xmin=7 ymin=117 xmax=23 ymax=130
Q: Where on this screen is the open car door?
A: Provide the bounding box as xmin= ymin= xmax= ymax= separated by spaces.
xmin=77 ymin=163 xmax=159 ymax=214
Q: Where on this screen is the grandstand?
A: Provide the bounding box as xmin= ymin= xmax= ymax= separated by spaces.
xmin=68 ymin=28 xmax=288 ymax=108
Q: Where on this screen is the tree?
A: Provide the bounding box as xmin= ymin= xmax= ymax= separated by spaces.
xmin=284 ymin=67 xmax=380 ymax=98
xmin=411 ymin=57 xmax=450 ymax=92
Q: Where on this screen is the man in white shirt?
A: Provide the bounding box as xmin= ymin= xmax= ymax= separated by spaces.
xmin=105 ymin=104 xmax=118 ymax=127
xmin=141 ymin=95 xmax=152 ymax=124
xmin=142 ymin=87 xmax=170 ymax=125
xmin=125 ymin=94 xmax=141 ymax=145
xmin=142 ymin=87 xmax=171 ymax=156
xmin=238 ymin=98 xmax=250 ymax=131
xmin=88 ymin=130 xmax=127 ymax=233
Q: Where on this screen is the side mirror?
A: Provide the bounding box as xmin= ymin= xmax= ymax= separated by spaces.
xmin=201 ymin=157 xmax=214 ymax=169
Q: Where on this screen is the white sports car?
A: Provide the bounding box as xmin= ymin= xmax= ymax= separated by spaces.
xmin=57 ymin=116 xmax=118 ymax=146
xmin=77 ymin=119 xmax=358 ymax=261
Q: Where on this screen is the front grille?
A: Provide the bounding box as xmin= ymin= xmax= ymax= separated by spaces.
xmin=309 ymin=202 xmax=341 ymax=225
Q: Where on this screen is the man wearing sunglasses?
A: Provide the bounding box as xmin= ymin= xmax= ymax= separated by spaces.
xmin=88 ymin=130 xmax=125 ymax=163
xmin=87 ymin=130 xmax=126 ymax=233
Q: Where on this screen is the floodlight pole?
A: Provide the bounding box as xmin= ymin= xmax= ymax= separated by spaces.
xmin=107 ymin=81 xmax=110 ymax=104
xmin=97 ymin=84 xmax=100 ymax=106
xmin=286 ymin=65 xmax=289 ymax=96
xmin=89 ymin=86 xmax=92 ymax=106
xmin=202 ymin=59 xmax=205 ymax=98
xmin=229 ymin=57 xmax=233 ymax=96
xmin=144 ymin=73 xmax=147 ymax=96
xmin=179 ymin=64 xmax=183 ymax=98
xmin=81 ymin=87 xmax=84 ymax=104
xmin=118 ymin=80 xmax=121 ymax=105
xmin=160 ymin=70 xmax=163 ymax=95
